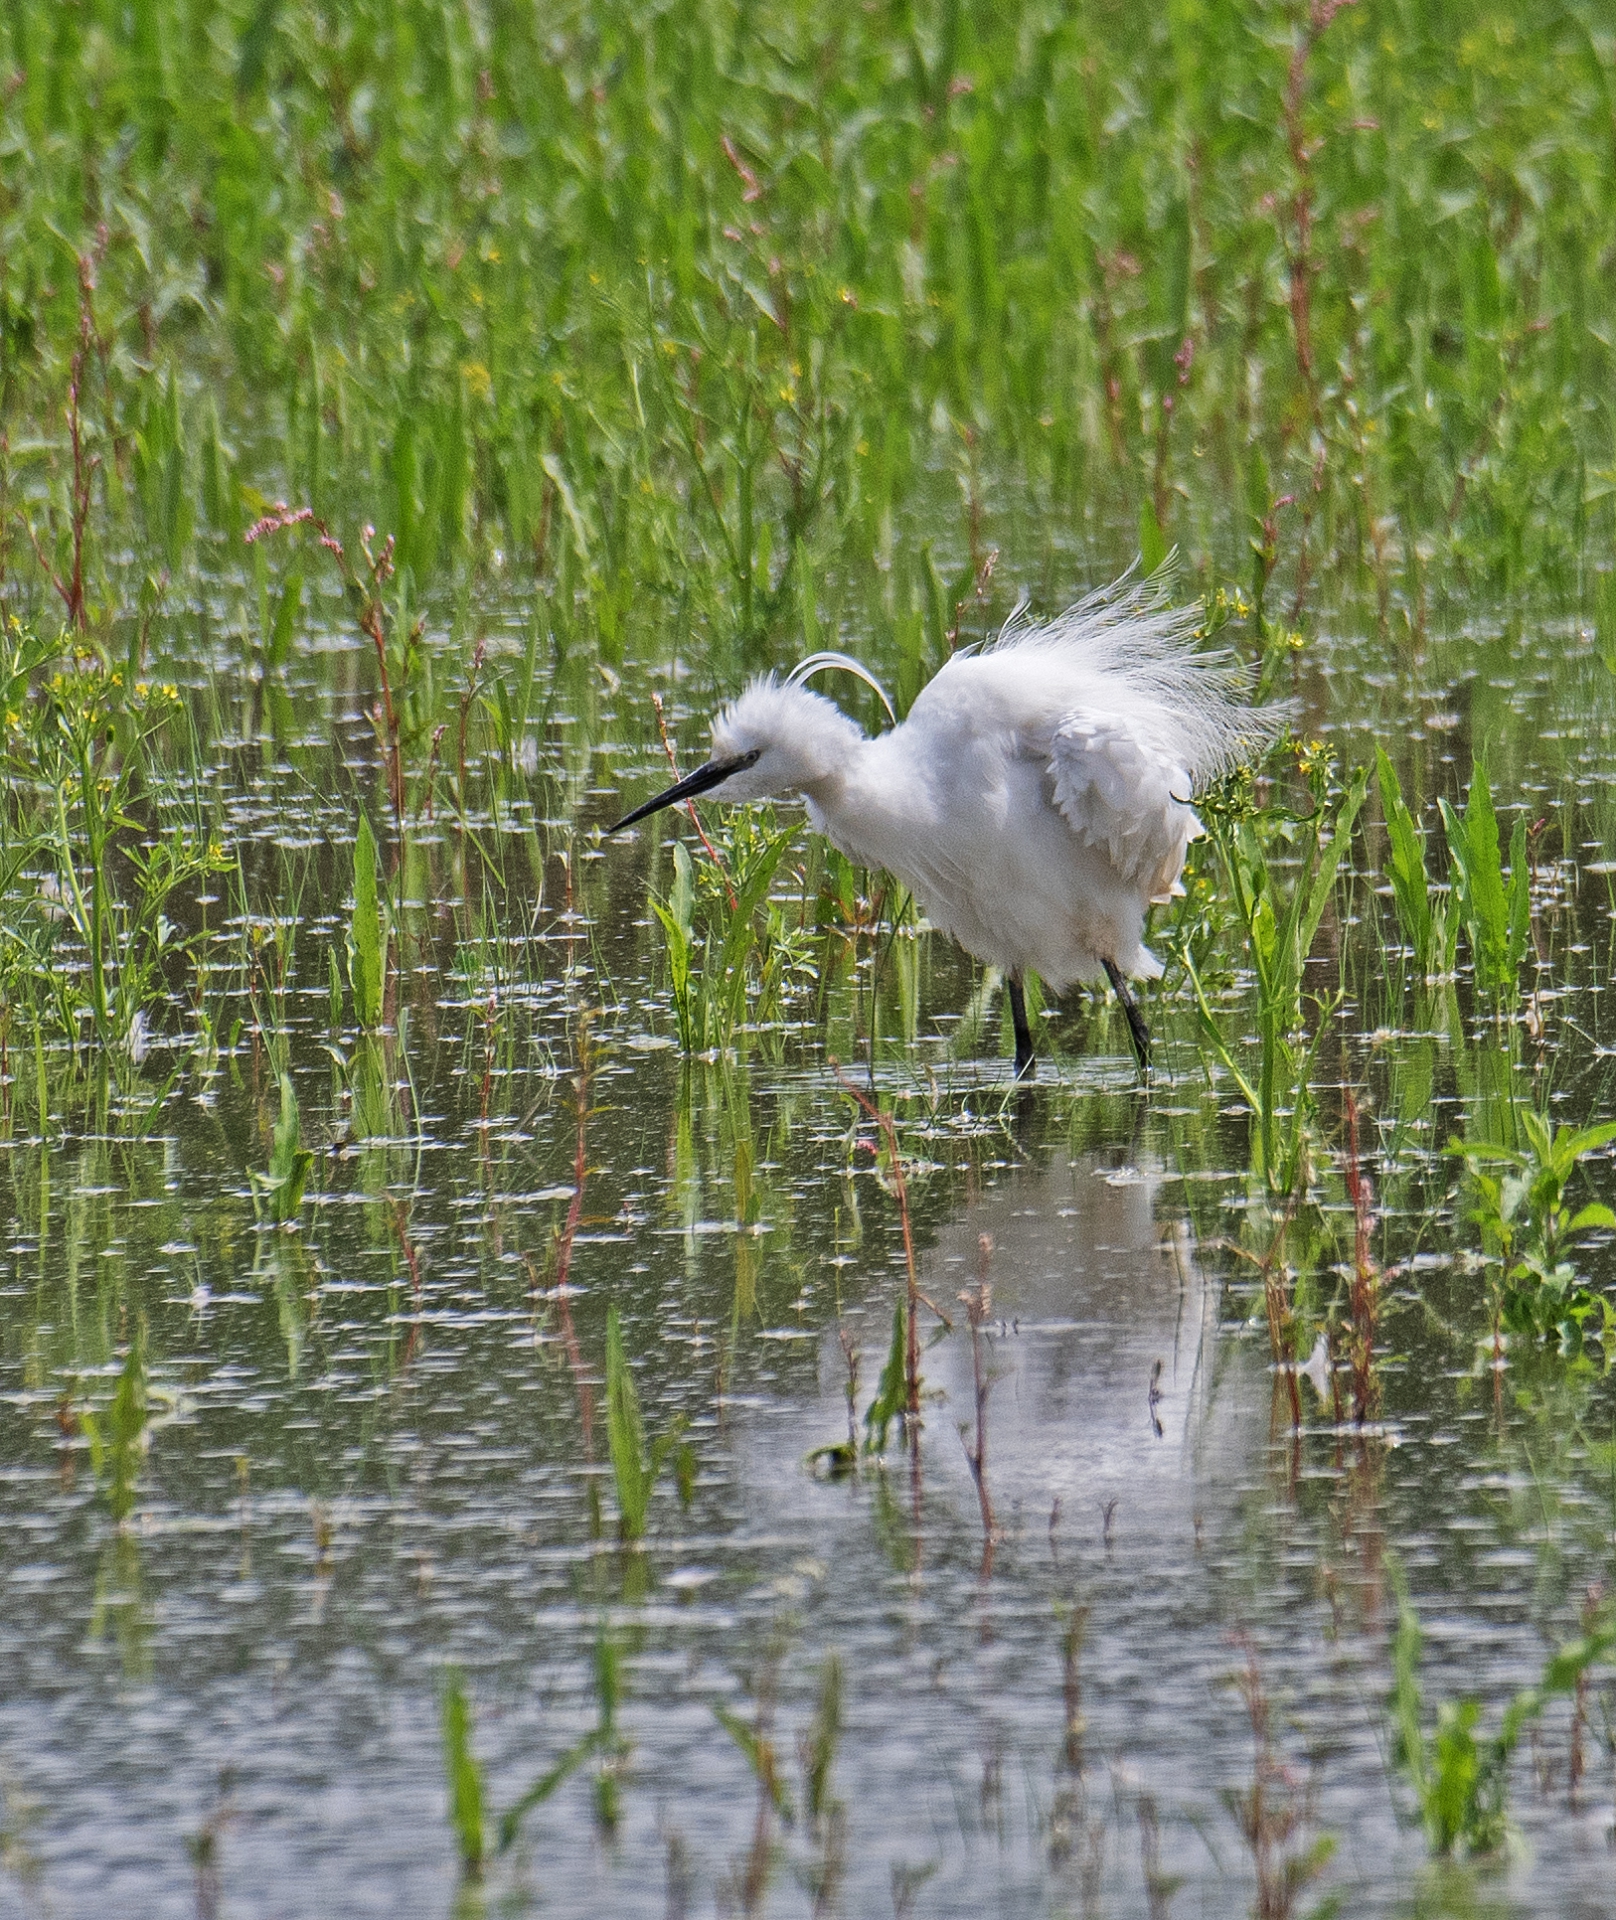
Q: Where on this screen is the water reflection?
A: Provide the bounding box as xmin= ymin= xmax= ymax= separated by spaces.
xmin=798 ymin=1149 xmax=1244 ymax=1546
xmin=2 ymin=977 xmax=1614 ymax=1914
xmin=712 ymin=1147 xmax=1316 ymax=1915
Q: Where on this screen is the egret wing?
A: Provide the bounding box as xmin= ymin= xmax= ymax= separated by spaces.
xmin=1046 ymin=711 xmax=1199 ymax=903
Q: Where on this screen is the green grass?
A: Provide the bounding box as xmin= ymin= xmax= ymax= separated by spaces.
xmin=4 ymin=0 xmax=1615 ymax=680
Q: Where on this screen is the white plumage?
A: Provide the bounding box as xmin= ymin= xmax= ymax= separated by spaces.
xmin=613 ymin=571 xmax=1285 ymax=1075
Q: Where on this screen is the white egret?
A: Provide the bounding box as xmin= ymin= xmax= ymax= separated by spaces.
xmin=610 ymin=571 xmax=1287 ymax=1079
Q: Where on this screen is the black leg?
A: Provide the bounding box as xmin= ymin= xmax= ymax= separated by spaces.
xmin=1101 ymin=958 xmax=1151 ymax=1074
xmin=1008 ymin=972 xmax=1036 ymax=1080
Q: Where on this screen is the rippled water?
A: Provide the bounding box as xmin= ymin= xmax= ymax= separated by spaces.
xmin=3 ymin=589 xmax=1616 ymax=1918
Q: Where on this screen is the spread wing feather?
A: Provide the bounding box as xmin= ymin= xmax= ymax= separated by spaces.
xmin=1047 ymin=711 xmax=1198 ymax=903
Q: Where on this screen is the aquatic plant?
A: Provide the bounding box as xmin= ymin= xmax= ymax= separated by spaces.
xmin=1440 ymin=762 xmax=1531 ymax=1011
xmin=10 ymin=0 xmax=1610 ymax=655
xmin=650 ymin=807 xmax=800 ymax=1055
xmin=591 ymin=1624 xmax=630 ymax=1833
xmin=1340 ymin=1090 xmax=1382 ymax=1425
xmin=440 ymin=1665 xmax=605 ymax=1872
xmin=715 ymin=1650 xmax=792 ymax=1915
xmin=249 ymin=1073 xmax=313 ymax=1228
xmin=1390 ymin=1581 xmax=1616 ymax=1857
xmin=1374 ymin=748 xmax=1455 ymax=987
xmin=245 ymin=507 xmax=423 ymax=837
xmin=604 ymin=1306 xmax=687 ymax=1544
xmin=1185 ymin=753 xmax=1369 ymax=1202
xmin=495 ymin=1730 xmax=598 ymax=1858
xmin=1224 ymin=1642 xmax=1336 ymax=1920
xmin=79 ymin=1323 xmax=149 ymax=1528
xmin=801 ymin=1654 xmax=843 ymax=1831
xmin=716 ymin=1682 xmax=792 ymax=1819
xmin=440 ymin=1667 xmax=486 ymax=1878
xmin=348 ymin=814 xmax=387 ymax=1032
xmin=861 ymin=1301 xmax=910 ymax=1458
xmin=958 ymin=1235 xmax=999 ymax=1558
xmin=833 ymin=1064 xmax=924 ymax=1434
xmin=0 ymin=618 xmax=224 ymax=1058
xmin=1452 ymin=1109 xmax=1616 ymax=1363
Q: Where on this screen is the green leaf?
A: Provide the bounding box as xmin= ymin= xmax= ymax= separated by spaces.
xmin=669 ymin=838 xmax=695 ymax=939
xmin=804 ymin=1653 xmax=843 ymax=1823
xmin=716 ymin=824 xmax=798 ymax=1028
xmin=441 ymin=1667 xmax=486 ymax=1875
xmin=1297 ymin=764 xmax=1370 ymax=961
xmin=713 ymin=1705 xmax=794 ymax=1821
xmin=1443 ymin=763 xmax=1514 ymax=997
xmin=86 ymin=1325 xmax=151 ymax=1526
xmin=1137 ymin=496 xmax=1168 ymax=575
xmin=349 ymin=813 xmax=385 ymax=1030
xmin=268 ymin=566 xmax=302 ymax=671
xmin=252 ymin=1072 xmax=313 ymax=1224
xmin=1375 ymin=748 xmax=1434 ymax=965
xmin=605 ymin=1306 xmax=650 ymax=1539
xmin=1565 ymin=1203 xmax=1616 ymax=1234
xmin=1553 ymin=1120 xmax=1616 ymax=1161
xmin=1505 ymin=813 xmax=1531 ymax=977
xmin=495 ymin=1732 xmax=598 ymax=1853
xmin=604 ymin=1309 xmax=687 ymax=1541
xmin=862 ymin=1299 xmax=908 ymax=1454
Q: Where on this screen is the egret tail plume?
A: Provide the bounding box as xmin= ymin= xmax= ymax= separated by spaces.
xmin=983 ymin=561 xmax=1294 ymax=784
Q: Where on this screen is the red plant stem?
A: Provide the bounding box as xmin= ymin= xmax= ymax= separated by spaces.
xmin=1341 ymin=1090 xmax=1380 ymax=1423
xmin=1281 ymin=2 xmax=1359 ymax=421
xmin=456 ymin=633 xmax=489 ymax=803
xmin=361 ymin=598 xmax=405 ymax=837
xmin=245 ymin=507 xmax=405 ymax=839
xmin=62 ymin=251 xmax=100 ymax=630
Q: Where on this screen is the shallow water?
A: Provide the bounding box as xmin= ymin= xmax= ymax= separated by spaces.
xmin=3 ymin=579 xmax=1616 ymax=1920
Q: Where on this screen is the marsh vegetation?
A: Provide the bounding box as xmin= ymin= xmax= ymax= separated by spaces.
xmin=1 ymin=0 xmax=1616 ymax=1913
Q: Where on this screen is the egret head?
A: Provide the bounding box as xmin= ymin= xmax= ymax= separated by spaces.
xmin=608 ymin=672 xmax=873 ymax=831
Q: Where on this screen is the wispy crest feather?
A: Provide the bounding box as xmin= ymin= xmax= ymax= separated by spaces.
xmin=786 ymin=650 xmax=896 ymax=723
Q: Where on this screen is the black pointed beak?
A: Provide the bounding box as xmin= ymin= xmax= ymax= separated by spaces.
xmin=606 ymin=750 xmax=760 ymax=833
